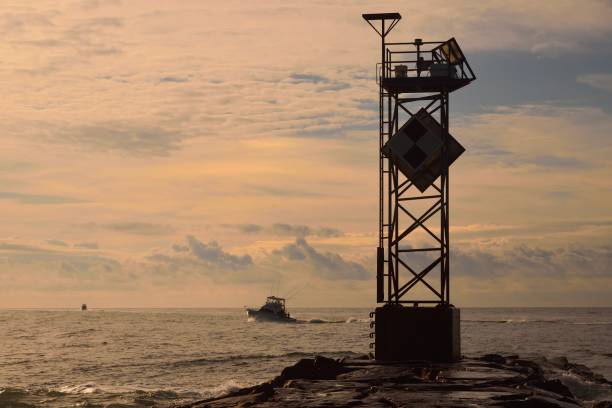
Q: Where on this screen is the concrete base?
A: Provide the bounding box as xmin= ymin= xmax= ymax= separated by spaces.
xmin=375 ymin=304 xmax=460 ymax=362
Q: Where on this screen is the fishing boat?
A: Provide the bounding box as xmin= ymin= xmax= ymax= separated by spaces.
xmin=246 ymin=296 xmax=296 ymax=323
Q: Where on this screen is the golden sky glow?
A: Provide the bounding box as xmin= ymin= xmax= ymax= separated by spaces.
xmin=1 ymin=0 xmax=611 ymax=307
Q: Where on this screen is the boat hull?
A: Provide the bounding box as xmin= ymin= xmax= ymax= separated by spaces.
xmin=246 ymin=309 xmax=296 ymax=323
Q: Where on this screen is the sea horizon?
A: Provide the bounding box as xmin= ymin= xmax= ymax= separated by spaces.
xmin=3 ymin=305 xmax=611 ymax=310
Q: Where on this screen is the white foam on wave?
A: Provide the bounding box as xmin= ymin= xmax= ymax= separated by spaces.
xmin=573 ymin=322 xmax=612 ymax=325
xmin=205 ymin=379 xmax=249 ymax=398
xmin=559 ymin=371 xmax=612 ymax=403
xmin=57 ymin=382 xmax=135 ymax=395
xmin=504 ymin=318 xmax=528 ymax=323
xmin=58 ymin=382 xmax=102 ymax=394
xmin=345 ymin=317 xmax=369 ymax=323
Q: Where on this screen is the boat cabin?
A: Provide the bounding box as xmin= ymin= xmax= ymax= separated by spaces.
xmin=263 ymin=296 xmax=286 ymax=313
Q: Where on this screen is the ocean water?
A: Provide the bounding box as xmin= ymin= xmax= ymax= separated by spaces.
xmin=0 ymin=307 xmax=610 ymax=407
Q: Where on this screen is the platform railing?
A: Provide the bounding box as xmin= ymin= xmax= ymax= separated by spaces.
xmin=379 ymin=38 xmax=476 ymax=83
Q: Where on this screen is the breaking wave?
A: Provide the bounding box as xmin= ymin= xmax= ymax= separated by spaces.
xmin=465 ymin=319 xmax=612 ymax=325
xmin=539 ymin=357 xmax=612 ymax=403
xmin=1 ymin=385 xmax=195 ymax=407
xmin=167 ymin=351 xmax=356 ymax=368
xmin=559 ymin=372 xmax=612 ymax=402
xmin=58 ymin=382 xmax=101 ymax=394
xmin=204 ymin=379 xmax=250 ymax=398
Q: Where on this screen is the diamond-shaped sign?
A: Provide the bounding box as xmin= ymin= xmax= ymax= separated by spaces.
xmin=382 ymin=108 xmax=465 ymax=192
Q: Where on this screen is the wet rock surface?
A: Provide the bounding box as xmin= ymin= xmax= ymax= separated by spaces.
xmin=177 ymin=355 xmax=611 ymax=407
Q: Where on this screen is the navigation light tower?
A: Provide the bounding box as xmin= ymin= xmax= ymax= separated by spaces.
xmin=363 ymin=12 xmax=476 ymax=362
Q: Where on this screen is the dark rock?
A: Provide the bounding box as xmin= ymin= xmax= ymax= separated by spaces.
xmin=592 ymin=401 xmax=612 ymax=408
xmin=566 ymin=363 xmax=611 ymax=385
xmin=275 ymin=356 xmax=352 ymax=382
xmin=178 ymin=355 xmax=590 ymax=408
xmin=549 ymin=357 xmax=570 ymax=369
xmin=528 ymin=379 xmax=574 ymax=399
xmin=482 ymin=354 xmax=507 ymax=365
xmin=498 ymin=395 xmax=579 ymax=407
xmin=513 ymin=359 xmax=546 ymax=381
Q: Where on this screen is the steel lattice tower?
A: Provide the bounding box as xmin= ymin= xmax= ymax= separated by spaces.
xmin=363 ymin=12 xmax=475 ymax=361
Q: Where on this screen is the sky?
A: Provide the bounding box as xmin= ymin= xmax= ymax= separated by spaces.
xmin=0 ymin=0 xmax=611 ymax=308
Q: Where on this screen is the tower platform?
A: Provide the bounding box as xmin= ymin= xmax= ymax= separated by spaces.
xmin=382 ymin=77 xmax=472 ymax=94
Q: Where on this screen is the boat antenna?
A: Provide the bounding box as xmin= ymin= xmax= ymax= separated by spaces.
xmin=286 ymin=285 xmax=303 ymax=301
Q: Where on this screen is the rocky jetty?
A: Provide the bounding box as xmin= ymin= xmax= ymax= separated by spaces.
xmin=178 ymin=354 xmax=611 ymax=407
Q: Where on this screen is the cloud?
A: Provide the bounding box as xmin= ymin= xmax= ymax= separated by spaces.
xmin=0 ymin=240 xmax=129 ymax=290
xmin=79 ymin=0 xmax=122 ymax=11
xmin=526 ymin=155 xmax=589 ymax=169
xmin=222 ymin=223 xmax=344 ymax=238
xmin=243 ymin=184 xmax=323 ymax=197
xmin=145 ymin=235 xmax=367 ymax=284
xmin=105 ymin=222 xmax=175 ymax=235
xmin=171 ymin=244 xmax=188 ymax=254
xmin=294 ymin=121 xmax=375 ymax=139
xmin=70 ymin=222 xmax=175 ymax=236
xmin=222 ymin=224 xmax=264 ymax=234
xmin=273 ymin=237 xmax=369 ymax=280
xmin=288 ymin=73 xmax=351 ymax=92
xmin=467 ymin=139 xmax=590 ymax=170
xmin=459 ymin=105 xmax=611 ymax=175
xmin=159 ymin=76 xmax=189 ymax=83
xmin=0 ymin=161 xmax=36 ymax=173
xmin=452 ymin=244 xmax=611 ymax=279
xmin=317 ymin=82 xmax=351 ymax=92
xmin=315 ymin=227 xmax=345 ymax=238
xmin=289 ymin=73 xmax=328 ymax=84
xmin=577 ymin=73 xmax=612 ymax=93
xmin=5 ymin=12 xmax=125 ymax=67
xmin=453 ymin=219 xmax=612 ymax=240
xmin=46 ymin=239 xmax=68 ymax=247
xmin=0 ymin=242 xmax=54 ymax=253
xmin=75 ymin=242 xmax=99 ymax=249
xmin=0 ymin=11 xmax=54 ymax=34
xmin=270 ymin=223 xmax=343 ymax=238
xmin=0 ymin=191 xmax=82 ymax=205
xmin=144 ymin=236 xmax=260 ymax=284
xmin=270 ymin=223 xmax=310 ymax=237
xmin=186 ymin=235 xmax=252 ymax=269
xmin=43 ymin=123 xmax=188 ymax=156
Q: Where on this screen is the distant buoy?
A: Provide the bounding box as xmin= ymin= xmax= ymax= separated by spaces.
xmin=81 ymin=304 xmax=87 ymax=311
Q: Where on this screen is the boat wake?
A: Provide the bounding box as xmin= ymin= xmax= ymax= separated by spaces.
xmin=299 ymin=317 xmax=370 ymax=324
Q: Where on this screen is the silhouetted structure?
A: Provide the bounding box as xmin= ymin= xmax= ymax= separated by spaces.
xmin=363 ymin=12 xmax=475 ymax=362
xmin=246 ymin=296 xmax=296 ymax=323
